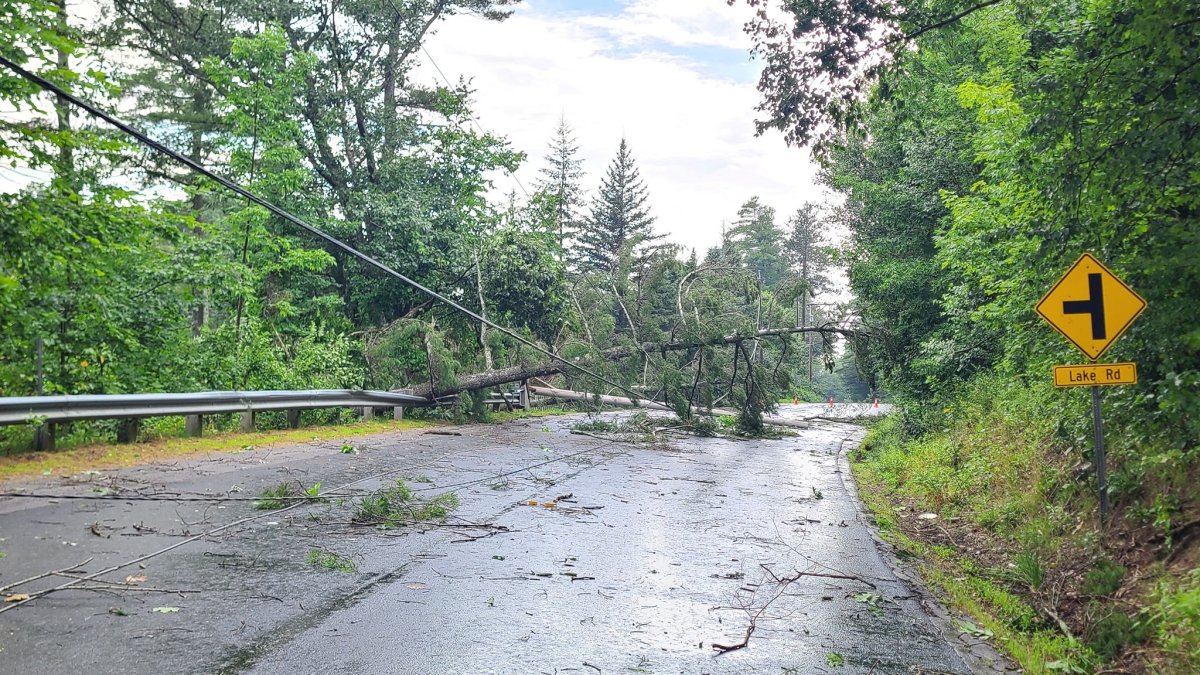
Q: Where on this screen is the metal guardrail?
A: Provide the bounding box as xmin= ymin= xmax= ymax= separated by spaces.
xmin=0 ymin=390 xmax=430 ymax=426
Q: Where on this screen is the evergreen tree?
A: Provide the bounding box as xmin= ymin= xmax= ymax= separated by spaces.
xmin=534 ymin=115 xmax=586 ymax=254
xmin=728 ymin=197 xmax=787 ymax=287
xmin=575 ymin=138 xmax=662 ymax=271
xmin=783 ymin=202 xmax=831 ymax=299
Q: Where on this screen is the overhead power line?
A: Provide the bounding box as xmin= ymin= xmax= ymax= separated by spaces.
xmin=0 ymin=54 xmax=644 ymax=403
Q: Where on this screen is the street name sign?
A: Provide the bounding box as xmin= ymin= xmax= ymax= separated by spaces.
xmin=1053 ymin=363 xmax=1137 ymax=388
xmin=1035 ymin=253 xmax=1147 ymax=360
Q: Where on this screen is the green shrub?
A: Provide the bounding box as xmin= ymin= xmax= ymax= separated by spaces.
xmin=1082 ymin=559 xmax=1126 ymax=597
xmin=1087 ymin=608 xmax=1149 ymax=662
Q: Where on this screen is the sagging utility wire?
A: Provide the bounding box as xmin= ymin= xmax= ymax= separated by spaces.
xmin=0 ymin=54 xmax=645 ymax=404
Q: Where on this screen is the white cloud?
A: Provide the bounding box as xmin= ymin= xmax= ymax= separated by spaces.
xmin=579 ymin=0 xmax=749 ymax=49
xmin=421 ymin=0 xmax=832 ymax=259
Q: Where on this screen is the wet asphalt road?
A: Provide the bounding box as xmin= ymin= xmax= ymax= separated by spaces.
xmin=0 ymin=405 xmax=1009 ymax=674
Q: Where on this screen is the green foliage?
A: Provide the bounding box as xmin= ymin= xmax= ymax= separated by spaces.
xmin=1011 ymin=552 xmax=1044 ymax=591
xmin=352 ymin=480 xmax=459 ymax=528
xmin=1082 ymin=560 xmax=1126 ymax=598
xmin=254 ymin=481 xmax=305 ymax=510
xmin=726 ymin=197 xmax=787 ymax=287
xmin=1087 ymin=607 xmax=1149 ymax=662
xmin=571 ymin=418 xmax=615 ymax=434
xmin=1141 ymin=569 xmax=1200 ymax=672
xmin=574 ymin=138 xmax=663 ymax=271
xmin=809 ymin=15 xmax=1199 ymax=672
xmin=305 ymin=549 xmax=357 ymax=574
xmin=534 ymin=115 xmax=586 ymax=251
xmin=0 ymin=191 xmax=199 ymax=396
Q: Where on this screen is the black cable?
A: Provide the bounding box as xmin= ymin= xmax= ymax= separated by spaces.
xmin=0 ymin=54 xmax=646 ymax=404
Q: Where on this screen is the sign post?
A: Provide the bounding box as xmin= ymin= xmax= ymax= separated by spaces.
xmin=1036 ymin=253 xmax=1146 ymax=525
xmin=1090 ymin=386 xmax=1107 ymax=522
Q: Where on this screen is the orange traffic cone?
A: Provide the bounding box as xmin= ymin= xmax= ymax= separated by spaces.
xmin=793 ymin=396 xmax=799 ymax=405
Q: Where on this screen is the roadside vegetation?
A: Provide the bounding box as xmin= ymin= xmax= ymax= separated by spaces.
xmin=0 ymin=417 xmax=441 ymax=483
xmin=853 ymin=380 xmax=1198 ymax=673
xmin=724 ymin=0 xmax=1200 ymax=671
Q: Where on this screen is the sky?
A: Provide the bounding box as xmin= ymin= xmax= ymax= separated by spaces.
xmin=418 ymin=0 xmax=829 ymax=257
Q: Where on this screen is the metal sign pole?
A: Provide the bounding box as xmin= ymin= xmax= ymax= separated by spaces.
xmin=1091 ymin=384 xmax=1108 ymax=525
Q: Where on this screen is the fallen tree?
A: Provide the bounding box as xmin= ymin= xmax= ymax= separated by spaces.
xmin=404 ymin=323 xmax=855 ymax=400
xmin=527 ymin=385 xmax=811 ymax=430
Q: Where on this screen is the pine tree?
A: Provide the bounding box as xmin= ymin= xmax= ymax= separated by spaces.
xmin=575 ymin=137 xmax=662 ymax=271
xmin=729 ymin=197 xmax=787 ymax=287
xmin=534 ymin=115 xmax=585 ymax=254
xmin=784 ymin=202 xmax=831 ymax=299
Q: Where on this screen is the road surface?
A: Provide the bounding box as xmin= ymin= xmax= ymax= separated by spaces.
xmin=0 ymin=405 xmax=1010 ymax=673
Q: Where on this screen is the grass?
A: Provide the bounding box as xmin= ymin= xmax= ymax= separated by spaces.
xmin=305 ymin=549 xmax=358 ymax=573
xmin=855 ymin=458 xmax=1086 ymax=671
xmin=0 ymin=405 xmax=581 ymax=485
xmin=0 ymin=417 xmax=439 ymax=484
xmin=850 ymin=377 xmax=1098 ymax=673
xmin=352 ymin=479 xmax=460 ymax=528
xmin=850 ymin=375 xmax=1200 ymax=673
xmin=1141 ymin=568 xmax=1200 ymax=673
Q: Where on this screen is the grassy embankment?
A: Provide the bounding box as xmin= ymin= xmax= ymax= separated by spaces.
xmin=851 ymin=376 xmax=1198 ymax=674
xmin=0 ymin=406 xmax=572 ymax=483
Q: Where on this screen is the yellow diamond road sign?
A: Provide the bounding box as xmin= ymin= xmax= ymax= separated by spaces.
xmin=1036 ymin=253 xmax=1146 ymax=361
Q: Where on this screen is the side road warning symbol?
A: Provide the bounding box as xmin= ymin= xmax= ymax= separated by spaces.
xmin=1036 ymin=253 xmax=1146 ymax=360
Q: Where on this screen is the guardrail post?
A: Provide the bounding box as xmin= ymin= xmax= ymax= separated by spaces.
xmin=117 ymin=418 xmax=140 ymax=444
xmin=32 ymin=337 xmax=53 ymax=451
xmin=240 ymin=411 xmax=255 ymax=433
xmin=34 ymin=423 xmax=54 ymax=452
xmin=393 ymin=406 xmax=404 ymax=421
xmin=363 ymin=406 xmax=375 ymax=422
xmin=186 ymin=414 xmax=203 ymax=437
xmin=286 ymin=409 xmax=301 ymax=429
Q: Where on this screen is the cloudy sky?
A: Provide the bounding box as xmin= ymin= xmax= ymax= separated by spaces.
xmin=419 ymin=0 xmax=828 ymax=256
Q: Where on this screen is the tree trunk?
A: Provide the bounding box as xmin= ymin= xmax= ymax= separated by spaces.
xmin=402 ymin=325 xmax=851 ymax=399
